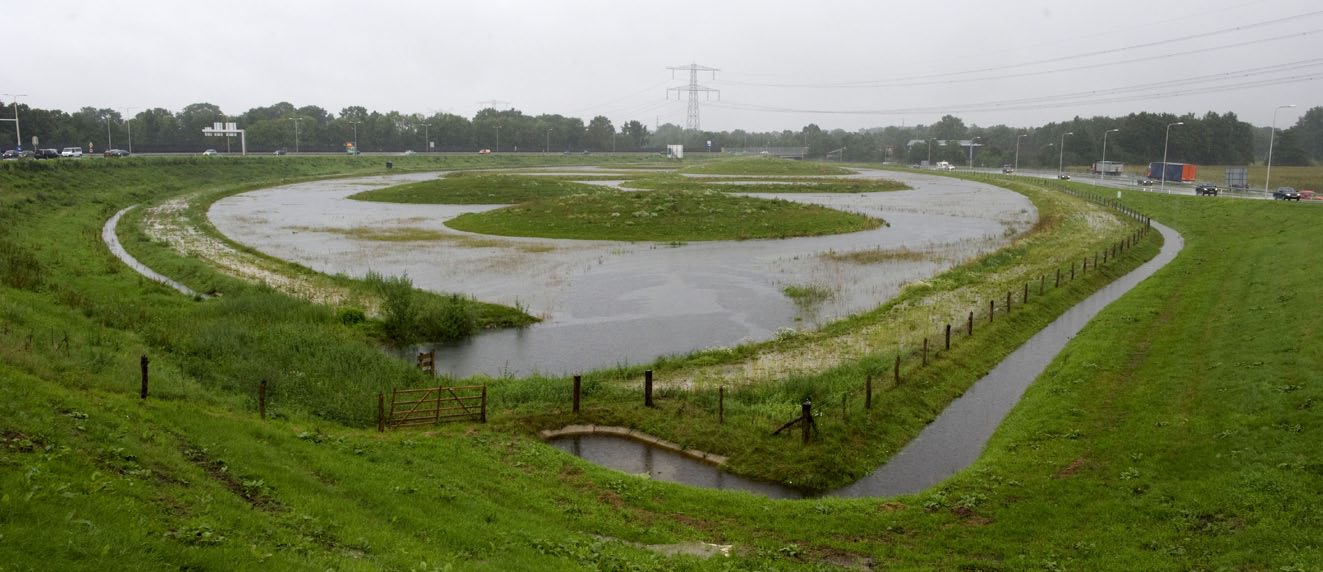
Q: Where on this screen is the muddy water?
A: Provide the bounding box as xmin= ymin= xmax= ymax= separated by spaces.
xmin=209 ymin=169 xmax=1035 ymax=377
xmin=552 ymin=221 xmax=1183 ymax=498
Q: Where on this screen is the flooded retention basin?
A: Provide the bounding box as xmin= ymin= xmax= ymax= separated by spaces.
xmin=210 ymin=168 xmax=1036 ymax=377
xmin=551 ymin=220 xmax=1183 ymax=498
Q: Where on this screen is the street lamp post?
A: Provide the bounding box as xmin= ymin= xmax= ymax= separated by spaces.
xmin=495 ymin=126 xmax=500 ymax=153
xmin=1058 ymin=132 xmax=1073 ymax=176
xmin=546 ymin=128 xmax=551 ymax=153
xmin=347 ymin=120 xmax=360 ymax=153
xmin=1 ymin=94 xmax=26 ymax=150
xmin=1265 ymin=104 xmax=1297 ymax=197
xmin=122 ymin=107 xmax=135 ymax=155
xmin=1160 ymin=122 xmax=1184 ymax=194
xmin=967 ymin=137 xmax=979 ymax=169
xmin=105 ymin=116 xmax=112 ymax=150
xmin=1013 ymin=133 xmax=1027 ymax=172
xmin=422 ymin=123 xmax=431 ymax=153
xmin=291 ymin=117 xmax=304 ymax=154
xmin=1100 ymin=128 xmax=1119 ymax=179
xmin=927 ymin=139 xmax=933 ymax=164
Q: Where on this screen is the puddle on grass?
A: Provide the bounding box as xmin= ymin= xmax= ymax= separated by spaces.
xmin=210 ymin=168 xmax=1035 ymax=377
xmin=550 ymin=222 xmax=1182 ymax=498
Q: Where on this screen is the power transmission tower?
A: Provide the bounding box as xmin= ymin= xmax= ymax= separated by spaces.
xmin=666 ymin=63 xmax=719 ymax=131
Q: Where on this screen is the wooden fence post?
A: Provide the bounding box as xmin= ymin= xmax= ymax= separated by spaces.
xmin=968 ymin=311 xmax=974 ymax=336
xmin=573 ymin=375 xmax=581 ymax=413
xmin=719 ymin=386 xmax=725 ymax=423
xmin=945 ymin=323 xmax=951 ymax=350
xmin=377 ymin=393 xmax=385 ymax=432
xmin=140 ymin=354 xmax=149 ymax=400
xmin=1024 ymin=283 xmax=1029 ymax=304
xmin=1056 ymin=268 xmax=1061 ymax=287
xmin=922 ymin=337 xmax=929 ymax=366
xmin=480 ymin=385 xmax=487 ymax=423
xmin=1007 ymin=291 xmax=1012 ymax=314
xmin=894 ymin=354 xmax=901 ymax=386
xmin=644 ymin=370 xmax=654 ymax=407
xmin=802 ymin=401 xmax=812 ymax=444
xmin=1071 ymin=263 xmax=1076 ymax=281
xmin=989 ymin=299 xmax=995 ymax=322
xmin=865 ymin=375 xmax=872 ymax=409
xmin=435 ymin=385 xmax=443 ymax=423
xmin=1040 ymin=274 xmax=1045 ymax=295
xmin=259 ymin=379 xmax=267 ymax=420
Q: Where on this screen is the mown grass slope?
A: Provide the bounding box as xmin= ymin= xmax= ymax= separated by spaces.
xmin=2 ymin=161 xmax=1320 ymax=570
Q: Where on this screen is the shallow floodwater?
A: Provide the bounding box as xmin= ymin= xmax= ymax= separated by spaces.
xmin=210 ymin=169 xmax=1035 ymax=377
xmin=552 ymin=221 xmax=1183 ymax=498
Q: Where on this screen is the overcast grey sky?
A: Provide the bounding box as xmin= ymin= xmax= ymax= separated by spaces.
xmin=4 ymin=0 xmax=1319 ymax=131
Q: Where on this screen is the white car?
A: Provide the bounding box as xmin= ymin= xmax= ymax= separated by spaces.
xmin=60 ymin=147 xmax=83 ymax=157
xmin=202 ymin=149 xmax=219 ymax=156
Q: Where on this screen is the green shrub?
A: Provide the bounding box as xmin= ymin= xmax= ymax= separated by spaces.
xmin=417 ymin=294 xmax=477 ymax=341
xmin=365 ymin=271 xmax=416 ymax=342
xmin=336 ymin=307 xmax=367 ymax=325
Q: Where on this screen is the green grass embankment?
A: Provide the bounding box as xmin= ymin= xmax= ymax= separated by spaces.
xmin=5 ymin=162 xmax=1318 ymax=569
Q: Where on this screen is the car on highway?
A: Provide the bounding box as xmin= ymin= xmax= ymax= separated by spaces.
xmin=60 ymin=147 xmax=83 ymax=157
xmin=1273 ymin=186 xmax=1301 ymax=201
xmin=1 ymin=150 xmax=29 ymax=159
xmin=1195 ymin=183 xmax=1219 ymax=196
xmin=202 ymin=149 xmax=219 ymax=156
xmin=1137 ymin=178 xmax=1156 ymax=186
xmin=104 ymin=149 xmax=130 ymax=157
xmin=1001 ymin=164 xmax=1014 ymax=174
xmin=1301 ymin=190 xmax=1317 ymax=201
xmin=1057 ymin=174 xmax=1071 ymax=180
xmin=33 ymin=148 xmax=61 ymax=159
xmin=272 ymin=148 xmax=287 ymax=156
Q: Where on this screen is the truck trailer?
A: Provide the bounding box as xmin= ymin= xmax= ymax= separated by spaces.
xmin=1092 ymin=161 xmax=1124 ymax=175
xmin=1147 ymin=162 xmax=1197 ymax=183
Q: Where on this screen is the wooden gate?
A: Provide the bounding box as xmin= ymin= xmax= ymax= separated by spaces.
xmin=380 ymin=385 xmax=487 ymax=430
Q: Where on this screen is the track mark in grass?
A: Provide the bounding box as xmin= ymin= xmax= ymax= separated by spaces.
xmin=180 ymin=444 xmax=283 ymax=512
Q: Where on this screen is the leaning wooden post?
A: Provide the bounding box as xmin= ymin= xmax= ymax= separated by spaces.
xmin=1083 ymin=258 xmax=1088 ymax=275
xmin=1095 ymin=252 xmax=1100 ymax=268
xmin=140 ymin=354 xmax=149 ymax=400
xmin=801 ymin=401 xmax=812 ymax=444
xmin=719 ymin=386 xmax=725 ymax=423
xmin=989 ymin=299 xmax=995 ymax=322
xmin=1024 ymin=283 xmax=1029 ymax=304
xmin=1007 ymin=291 xmax=1013 ymax=314
xmin=865 ymin=375 xmax=872 ymax=409
xmin=1056 ymin=268 xmax=1061 ymax=287
xmin=968 ymin=311 xmax=974 ymax=336
xmin=945 ymin=324 xmax=952 ymax=350
xmin=894 ymin=354 xmax=901 ymax=386
xmin=572 ymin=375 xmax=581 ymax=413
xmin=922 ymin=337 xmax=929 ymax=366
xmin=376 ymin=393 xmax=385 ymax=432
xmin=644 ymin=370 xmax=654 ymax=407
xmin=259 ymin=379 xmax=267 ymax=420
xmin=1071 ymin=263 xmax=1076 ymax=281
xmin=480 ymin=385 xmax=487 ymax=423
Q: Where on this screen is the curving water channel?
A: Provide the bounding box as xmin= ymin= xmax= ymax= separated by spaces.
xmin=550 ymin=220 xmax=1182 ymax=498
xmin=209 ymin=169 xmax=1036 ymax=377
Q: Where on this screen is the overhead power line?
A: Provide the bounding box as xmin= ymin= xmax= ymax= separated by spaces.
xmin=716 ymin=10 xmax=1323 ymax=89
xmin=706 ymin=65 xmax=1323 ymax=116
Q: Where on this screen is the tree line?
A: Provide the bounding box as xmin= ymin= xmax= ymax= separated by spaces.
xmin=0 ymin=100 xmax=1317 ymax=167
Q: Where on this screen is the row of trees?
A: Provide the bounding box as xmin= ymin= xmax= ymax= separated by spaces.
xmin=0 ymin=100 xmax=1318 ymax=166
